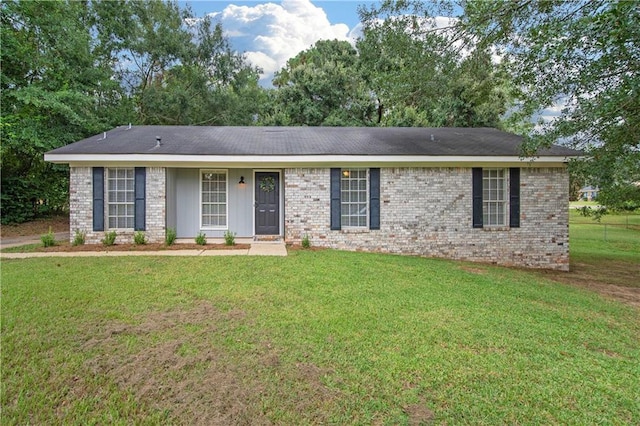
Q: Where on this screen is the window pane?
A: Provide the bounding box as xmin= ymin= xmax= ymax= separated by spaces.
xmin=482 ymin=169 xmax=508 ymax=226
xmin=340 ymin=169 xmax=368 ymax=228
xmin=201 ymin=170 xmax=227 ymax=228
xmin=106 ymin=168 xmax=136 ymax=229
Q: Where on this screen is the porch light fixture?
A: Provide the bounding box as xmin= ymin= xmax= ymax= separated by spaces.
xmin=239 ymin=176 xmax=245 ymax=185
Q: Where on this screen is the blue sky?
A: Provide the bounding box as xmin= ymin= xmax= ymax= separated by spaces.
xmin=178 ymin=0 xmax=375 ymax=84
xmin=182 ymin=1 xmax=369 ymax=29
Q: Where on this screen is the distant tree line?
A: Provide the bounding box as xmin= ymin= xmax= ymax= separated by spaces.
xmin=1 ymin=0 xmax=637 ymax=223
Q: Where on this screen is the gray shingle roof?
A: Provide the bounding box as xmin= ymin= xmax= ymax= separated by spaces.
xmin=46 ymin=126 xmax=582 ymax=157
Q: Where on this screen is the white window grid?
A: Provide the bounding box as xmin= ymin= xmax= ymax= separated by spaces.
xmin=482 ymin=168 xmax=507 ymax=226
xmin=107 ymin=168 xmax=135 ymax=229
xmin=201 ymin=170 xmax=227 ymax=229
xmin=341 ymin=168 xmax=368 ymax=227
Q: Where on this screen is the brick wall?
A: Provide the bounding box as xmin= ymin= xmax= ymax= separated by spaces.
xmin=284 ymin=167 xmax=569 ymax=270
xmin=69 ymin=167 xmax=166 ymax=244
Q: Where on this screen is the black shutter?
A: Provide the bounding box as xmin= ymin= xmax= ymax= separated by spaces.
xmin=472 ymin=168 xmax=483 ymax=228
xmin=509 ymin=167 xmax=520 ymax=228
xmin=134 ymin=167 xmax=146 ymax=231
xmin=92 ymin=167 xmax=104 ymax=231
xmin=330 ymin=168 xmax=341 ymax=230
xmin=369 ymin=168 xmax=380 ymax=230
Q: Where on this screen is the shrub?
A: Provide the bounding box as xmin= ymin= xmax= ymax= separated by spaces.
xmin=224 ymin=230 xmax=236 ymax=246
xmin=301 ymin=234 xmax=311 ymax=249
xmin=165 ymin=228 xmax=177 ymax=246
xmin=133 ymin=231 xmax=146 ymax=245
xmin=72 ymin=230 xmax=86 ymax=246
xmin=102 ymin=230 xmax=117 ymax=246
xmin=195 ymin=232 xmax=207 ymax=245
xmin=40 ymin=227 xmax=56 ymax=247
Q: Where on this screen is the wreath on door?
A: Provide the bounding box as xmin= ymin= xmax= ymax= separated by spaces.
xmin=259 ymin=176 xmax=276 ymax=193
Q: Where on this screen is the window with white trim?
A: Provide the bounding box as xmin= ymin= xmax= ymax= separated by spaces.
xmin=201 ymin=170 xmax=227 ymax=229
xmin=482 ymin=168 xmax=507 ymax=226
xmin=107 ymin=168 xmax=135 ymax=229
xmin=340 ymin=168 xmax=368 ymax=227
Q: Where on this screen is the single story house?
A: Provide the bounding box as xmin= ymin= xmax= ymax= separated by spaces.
xmin=45 ymin=126 xmax=581 ymax=270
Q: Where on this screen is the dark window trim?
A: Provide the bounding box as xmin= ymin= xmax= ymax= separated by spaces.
xmin=330 ymin=167 xmax=381 ymax=231
xmin=472 ymin=167 xmax=520 ymax=228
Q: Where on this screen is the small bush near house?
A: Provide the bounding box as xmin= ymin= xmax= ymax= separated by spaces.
xmin=102 ymin=231 xmax=117 ymax=246
xmin=224 ymin=230 xmax=236 ymax=246
xmin=133 ymin=231 xmax=146 ymax=245
xmin=195 ymin=232 xmax=207 ymax=245
xmin=40 ymin=227 xmax=56 ymax=247
xmin=72 ymin=230 xmax=86 ymax=246
xmin=301 ymin=234 xmax=311 ymax=249
xmin=165 ymin=228 xmax=177 ymax=246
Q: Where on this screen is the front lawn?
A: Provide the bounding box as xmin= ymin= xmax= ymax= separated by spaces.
xmin=2 ymin=250 xmax=639 ymax=424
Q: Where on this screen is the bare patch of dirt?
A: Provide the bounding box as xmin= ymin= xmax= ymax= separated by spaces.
xmin=78 ymin=301 xmax=342 ymax=424
xmin=82 ymin=302 xmax=269 ymax=424
xmin=0 ymin=215 xmax=69 ymax=238
xmin=459 ymin=266 xmax=488 ymax=275
xmin=537 ymin=260 xmax=640 ymax=309
xmin=404 ymin=399 xmax=435 ymax=425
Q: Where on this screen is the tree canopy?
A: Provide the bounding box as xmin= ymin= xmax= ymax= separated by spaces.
xmin=358 ymin=0 xmax=639 ymax=210
xmin=1 ymin=0 xmax=265 ymax=223
xmin=459 ymin=0 xmax=640 ymax=209
xmin=265 ymin=39 xmax=376 ymax=126
xmin=4 ymin=0 xmax=634 ymax=223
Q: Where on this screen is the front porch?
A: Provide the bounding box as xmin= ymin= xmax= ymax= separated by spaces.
xmin=166 ymin=168 xmax=284 ymax=240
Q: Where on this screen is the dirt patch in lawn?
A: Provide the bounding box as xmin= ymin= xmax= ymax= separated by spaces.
xmin=0 ymin=215 xmax=69 ymax=238
xmin=537 ymin=259 xmax=640 ymax=309
xmin=80 ymin=301 xmax=340 ymax=424
xmin=404 ymin=400 xmax=435 ymax=425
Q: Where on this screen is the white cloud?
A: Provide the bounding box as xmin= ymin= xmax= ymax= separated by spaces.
xmin=208 ymin=0 xmax=352 ymax=84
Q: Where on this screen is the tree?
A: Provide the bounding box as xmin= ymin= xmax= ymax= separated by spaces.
xmin=1 ymin=0 xmax=130 ymax=223
xmin=1 ymin=0 xmax=268 ymax=223
xmin=459 ymin=0 xmax=640 ymax=209
xmin=130 ymin=14 xmax=266 ymax=125
xmin=266 ymin=40 xmax=376 ymax=126
xmin=357 ymin=2 xmax=510 ymax=128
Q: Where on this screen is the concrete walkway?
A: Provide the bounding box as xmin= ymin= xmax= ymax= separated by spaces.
xmin=0 ymin=235 xmax=288 ymax=258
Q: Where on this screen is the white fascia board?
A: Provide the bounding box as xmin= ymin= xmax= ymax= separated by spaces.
xmin=45 ymin=153 xmax=576 ymax=168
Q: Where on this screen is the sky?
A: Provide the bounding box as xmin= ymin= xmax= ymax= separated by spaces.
xmin=179 ymin=0 xmax=375 ymax=84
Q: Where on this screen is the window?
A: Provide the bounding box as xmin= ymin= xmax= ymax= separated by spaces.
xmin=201 ymin=170 xmax=227 ymax=229
xmin=340 ymin=169 xmax=368 ymax=227
xmin=482 ymin=169 xmax=507 ymax=226
xmin=106 ymin=168 xmax=135 ymax=229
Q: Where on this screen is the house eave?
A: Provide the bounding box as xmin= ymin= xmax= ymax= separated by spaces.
xmin=44 ymin=154 xmax=576 ymax=168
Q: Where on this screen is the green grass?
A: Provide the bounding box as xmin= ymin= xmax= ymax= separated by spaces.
xmin=569 ymin=200 xmax=600 ymax=208
xmin=1 ymin=243 xmax=42 ymax=253
xmin=570 ymin=207 xmax=639 ymax=260
xmin=2 ymin=250 xmax=639 ymax=424
xmin=565 ymin=211 xmax=640 ymax=288
xmin=569 ymin=208 xmax=640 ymax=227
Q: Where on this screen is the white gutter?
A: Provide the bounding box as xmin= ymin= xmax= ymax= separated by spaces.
xmin=44 ymin=153 xmax=577 ymax=168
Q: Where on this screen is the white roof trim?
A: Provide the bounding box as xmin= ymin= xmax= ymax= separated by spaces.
xmin=45 ymin=153 xmax=575 ymax=168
